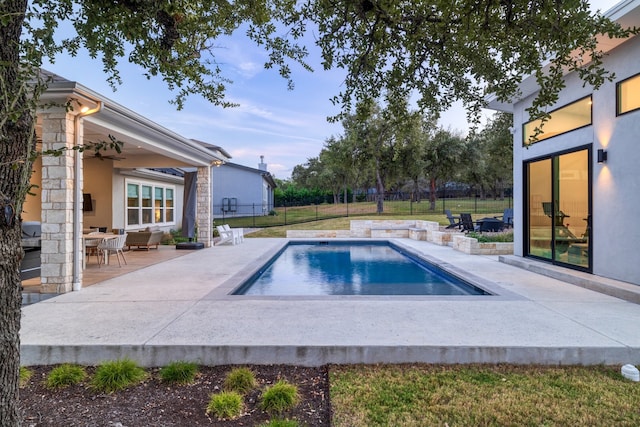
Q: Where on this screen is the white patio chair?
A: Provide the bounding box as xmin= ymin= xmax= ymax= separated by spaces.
xmin=223 ymin=224 xmax=244 ymax=243
xmin=216 ymin=225 xmax=237 ymax=245
xmin=97 ymin=234 xmax=128 ymax=267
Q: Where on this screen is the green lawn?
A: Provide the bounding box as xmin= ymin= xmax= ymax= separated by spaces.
xmin=330 ymin=364 xmax=640 ymax=426
xmin=220 ymin=198 xmax=512 ymax=230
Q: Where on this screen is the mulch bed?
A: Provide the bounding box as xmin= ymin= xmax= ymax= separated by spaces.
xmin=20 ymin=365 xmax=331 ymax=426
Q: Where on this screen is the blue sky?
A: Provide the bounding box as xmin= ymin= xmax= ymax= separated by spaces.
xmin=42 ymin=0 xmax=616 ymax=179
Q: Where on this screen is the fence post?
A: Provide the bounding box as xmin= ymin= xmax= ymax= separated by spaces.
xmin=252 ymin=204 xmax=256 ymax=227
xmin=284 ymin=204 xmax=287 ymax=225
xmin=410 ymin=199 xmax=413 ymax=215
xmin=316 ymin=204 xmax=318 ymax=221
xmin=346 ymin=196 xmax=349 ymax=217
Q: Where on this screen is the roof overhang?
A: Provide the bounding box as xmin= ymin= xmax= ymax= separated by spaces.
xmin=37 ymin=72 xmax=224 ymax=168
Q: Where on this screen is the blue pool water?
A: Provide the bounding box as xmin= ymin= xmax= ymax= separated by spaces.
xmin=234 ymin=241 xmax=488 ymax=296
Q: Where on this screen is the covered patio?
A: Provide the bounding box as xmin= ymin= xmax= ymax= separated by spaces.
xmin=22 ymin=70 xmax=224 ymax=295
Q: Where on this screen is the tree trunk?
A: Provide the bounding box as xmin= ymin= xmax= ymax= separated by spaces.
xmin=375 ymin=158 xmax=384 ymax=214
xmin=1 ymin=1 xmax=32 ymax=425
xmin=429 ymin=177 xmax=437 ymax=211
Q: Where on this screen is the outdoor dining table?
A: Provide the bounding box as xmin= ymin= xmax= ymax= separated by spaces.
xmin=82 ymin=233 xmax=118 ymax=269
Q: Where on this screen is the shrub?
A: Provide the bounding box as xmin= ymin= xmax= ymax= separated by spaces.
xmin=468 ymin=230 xmax=514 ymax=243
xmin=206 ymin=391 xmax=244 ymax=420
xmin=159 ymin=361 xmax=198 ymax=385
xmin=92 ymin=358 xmax=147 ymax=393
xmin=260 ymin=380 xmax=300 ymax=415
xmin=19 ymin=366 xmax=33 ymax=388
xmin=46 ymin=364 xmax=87 ymax=389
xmin=224 ymin=367 xmax=256 ymax=394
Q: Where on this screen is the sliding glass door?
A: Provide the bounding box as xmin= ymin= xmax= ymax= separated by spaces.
xmin=525 ymin=147 xmax=591 ymax=270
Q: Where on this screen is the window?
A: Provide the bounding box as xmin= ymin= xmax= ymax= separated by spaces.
xmin=126 ymin=181 xmax=175 ymax=228
xmin=617 ymin=73 xmax=640 ymax=115
xmin=523 ymin=96 xmax=592 ymax=145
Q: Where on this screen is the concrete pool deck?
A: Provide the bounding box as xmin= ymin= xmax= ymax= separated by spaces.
xmin=20 ymin=238 xmax=640 ymax=367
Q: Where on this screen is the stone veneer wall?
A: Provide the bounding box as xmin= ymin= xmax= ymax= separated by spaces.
xmin=196 ymin=166 xmax=212 ymax=247
xmin=39 ymin=107 xmax=79 ymax=293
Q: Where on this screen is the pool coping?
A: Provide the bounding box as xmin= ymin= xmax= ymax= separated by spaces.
xmin=206 ymin=239 xmax=523 ymax=301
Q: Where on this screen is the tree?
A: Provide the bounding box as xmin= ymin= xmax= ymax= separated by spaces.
xmin=1 ymin=1 xmax=634 ymax=424
xmin=423 ymin=128 xmax=467 ymax=210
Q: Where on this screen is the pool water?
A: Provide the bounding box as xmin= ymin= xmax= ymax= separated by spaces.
xmin=234 ymin=241 xmax=488 ymax=296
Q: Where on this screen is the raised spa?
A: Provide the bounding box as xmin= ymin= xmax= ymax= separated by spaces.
xmin=233 ymin=241 xmax=489 ymax=296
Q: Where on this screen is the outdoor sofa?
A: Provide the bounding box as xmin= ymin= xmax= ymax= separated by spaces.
xmin=125 ymin=226 xmax=164 ymax=250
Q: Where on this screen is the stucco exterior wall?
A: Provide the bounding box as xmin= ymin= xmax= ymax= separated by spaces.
xmin=511 ymin=35 xmax=640 ymax=285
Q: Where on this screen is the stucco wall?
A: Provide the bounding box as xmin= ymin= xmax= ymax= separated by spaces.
xmin=83 ymin=157 xmax=113 ymax=230
xmin=22 ymin=156 xmax=42 ymax=222
xmin=512 ymin=35 xmax=640 ymax=285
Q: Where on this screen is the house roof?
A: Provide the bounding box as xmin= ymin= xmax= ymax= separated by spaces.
xmin=219 ymin=162 xmax=277 ymax=188
xmin=486 ymin=0 xmax=640 ymax=112
xmin=190 ymin=139 xmax=232 ymax=160
xmin=37 ymin=70 xmax=225 ymax=168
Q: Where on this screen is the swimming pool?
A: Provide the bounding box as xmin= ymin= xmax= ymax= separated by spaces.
xmin=233 ymin=241 xmax=489 ymax=296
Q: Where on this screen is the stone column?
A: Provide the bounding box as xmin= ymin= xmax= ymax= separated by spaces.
xmin=196 ymin=166 xmax=212 ymax=247
xmin=39 ymin=107 xmax=82 ymax=293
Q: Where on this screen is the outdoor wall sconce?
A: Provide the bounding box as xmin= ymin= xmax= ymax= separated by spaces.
xmin=597 ymin=149 xmax=608 ymax=163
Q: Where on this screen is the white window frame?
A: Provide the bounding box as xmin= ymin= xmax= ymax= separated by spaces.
xmin=126 ymin=179 xmax=175 ymax=229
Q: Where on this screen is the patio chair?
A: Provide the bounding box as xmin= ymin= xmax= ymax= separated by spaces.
xmin=84 ymin=231 xmax=104 ymax=266
xmin=97 ymin=234 xmax=128 ymax=267
xmin=460 ymin=213 xmax=480 ymax=233
xmin=494 ymin=208 xmax=514 ymax=228
xmin=444 ymin=209 xmax=462 ymax=229
xmin=216 ymin=225 xmax=238 ymax=245
xmin=223 ymin=224 xmax=244 ymax=243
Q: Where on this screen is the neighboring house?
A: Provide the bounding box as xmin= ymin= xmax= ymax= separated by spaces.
xmin=211 ymin=156 xmax=277 ymax=218
xmin=23 ymin=70 xmax=224 ymax=293
xmin=487 ymin=0 xmax=640 ymax=285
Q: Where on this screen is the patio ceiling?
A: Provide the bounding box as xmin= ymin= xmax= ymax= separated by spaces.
xmin=37 ymin=70 xmax=224 ymax=169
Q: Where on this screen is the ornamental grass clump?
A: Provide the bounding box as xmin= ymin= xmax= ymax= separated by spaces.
xmin=46 ymin=364 xmax=87 ymax=389
xmin=92 ymin=358 xmax=147 ymax=393
xmin=224 ymin=367 xmax=257 ymax=394
xmin=260 ymin=380 xmax=300 ymax=415
xmin=159 ymin=361 xmax=198 ymax=385
xmin=19 ymin=366 xmax=33 ymax=388
xmin=206 ymin=391 xmax=244 ymax=420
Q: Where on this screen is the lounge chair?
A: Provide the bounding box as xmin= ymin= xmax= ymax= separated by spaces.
xmin=494 ymin=208 xmax=514 ymax=228
xmin=216 ymin=225 xmax=238 ymax=245
xmin=445 ymin=209 xmax=462 ymax=229
xmin=460 ymin=213 xmax=480 ymax=233
xmin=223 ymin=224 xmax=244 ymax=243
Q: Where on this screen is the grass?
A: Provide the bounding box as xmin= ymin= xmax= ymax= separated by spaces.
xmin=207 ymin=391 xmax=244 ymax=419
xmin=330 ymin=364 xmax=640 ymax=426
xmin=224 ymin=367 xmax=256 ymax=394
xmin=159 ymin=361 xmax=198 ymax=385
xmin=258 ymin=419 xmax=300 ymax=427
xmin=46 ymin=364 xmax=87 ymax=389
xmin=223 ymin=199 xmax=512 ymax=230
xmin=19 ymin=366 xmax=33 ymax=388
xmin=260 ymin=380 xmax=300 ymax=415
xmin=91 ymin=358 xmax=148 ymax=393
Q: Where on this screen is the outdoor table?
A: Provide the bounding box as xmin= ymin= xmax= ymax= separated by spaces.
xmin=82 ymin=233 xmax=118 ymax=269
xmin=476 ymin=218 xmax=503 ymax=232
